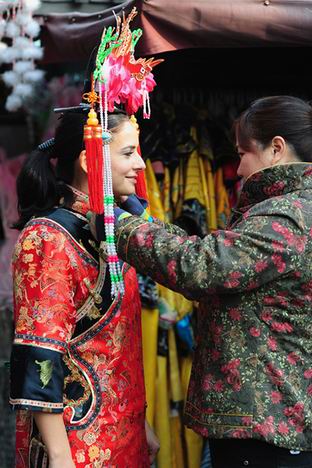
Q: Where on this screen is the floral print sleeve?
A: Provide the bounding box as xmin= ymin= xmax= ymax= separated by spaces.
xmin=116 ymin=204 xmax=306 ymax=301
xmin=10 ymin=223 xmax=78 ymax=412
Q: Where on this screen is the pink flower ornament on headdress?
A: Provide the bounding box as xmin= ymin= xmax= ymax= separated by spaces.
xmin=100 ymin=54 xmax=131 ymax=112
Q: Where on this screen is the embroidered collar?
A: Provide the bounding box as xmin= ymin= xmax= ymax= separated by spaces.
xmin=68 ymin=186 xmax=90 ymax=217
xmin=237 ymin=163 xmax=312 ymax=210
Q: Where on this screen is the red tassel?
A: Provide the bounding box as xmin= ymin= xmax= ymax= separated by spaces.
xmin=135 ymin=144 xmax=149 ymax=202
xmin=84 ymin=123 xmax=104 ymax=214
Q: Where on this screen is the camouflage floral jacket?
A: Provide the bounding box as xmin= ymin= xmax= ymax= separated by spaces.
xmin=115 ymin=163 xmax=312 ymax=451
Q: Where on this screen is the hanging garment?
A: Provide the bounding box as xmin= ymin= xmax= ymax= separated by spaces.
xmin=214 ymin=166 xmax=231 ymax=229
xmin=181 ymin=356 xmax=203 ymax=468
xmin=154 ymin=354 xmax=172 ymax=468
xmin=145 ymin=158 xmax=203 ymax=467
xmin=10 ymin=193 xmax=148 ymax=468
xmin=171 ymin=159 xmax=185 ymax=220
xmin=168 ymin=328 xmax=185 ymax=468
xmin=141 ymin=306 xmax=159 ymax=426
xmin=145 ymin=158 xmax=165 ymax=221
xmin=203 ymin=159 xmax=217 ymax=231
xmin=175 ymin=128 xmax=210 ymax=237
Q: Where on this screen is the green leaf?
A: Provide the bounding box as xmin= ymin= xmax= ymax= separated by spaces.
xmin=94 ymin=27 xmax=121 ymax=82
xmin=35 ymin=360 xmax=54 ymax=388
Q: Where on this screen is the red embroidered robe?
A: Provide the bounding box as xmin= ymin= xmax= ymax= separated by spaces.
xmin=10 ymin=194 xmax=149 ymax=467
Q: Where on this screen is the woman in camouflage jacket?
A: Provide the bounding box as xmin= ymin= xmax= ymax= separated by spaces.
xmin=98 ymin=96 xmax=312 ymax=467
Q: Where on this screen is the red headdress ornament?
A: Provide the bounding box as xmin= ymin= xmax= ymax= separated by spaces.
xmin=82 ymin=7 xmax=163 ymax=296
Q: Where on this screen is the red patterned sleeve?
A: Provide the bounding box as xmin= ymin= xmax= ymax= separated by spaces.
xmin=10 ymin=223 xmax=77 ymax=412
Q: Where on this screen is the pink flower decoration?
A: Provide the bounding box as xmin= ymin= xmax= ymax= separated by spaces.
xmin=223 ymin=238 xmax=234 ymax=247
xmin=229 ymin=308 xmax=241 ymax=321
xmin=277 ymin=422 xmax=289 ymax=434
xmin=267 ymin=336 xmax=277 ymax=351
xmin=264 ymin=181 xmax=285 ymax=196
xmin=242 ymin=416 xmax=253 ymax=426
xmin=253 ymin=416 xmax=275 ymax=437
xmin=271 ymin=391 xmax=283 ymax=404
xmin=304 ymin=368 xmax=312 ymax=379
xmin=213 ymin=380 xmax=224 ymax=392
xmin=261 ymin=310 xmax=272 ymax=322
xmin=167 ymin=259 xmax=177 ymax=282
xmin=100 ymin=55 xmax=157 ymax=116
xmin=255 ymin=260 xmax=268 ymax=272
xmin=271 ymin=321 xmax=293 ymax=333
xmin=287 ymin=352 xmax=300 ymax=365
xmin=249 ymin=327 xmax=261 ymax=337
xmin=272 ymin=240 xmax=284 ymax=252
xmin=271 ymin=254 xmax=286 ymax=273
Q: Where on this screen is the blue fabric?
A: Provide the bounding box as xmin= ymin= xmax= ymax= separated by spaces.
xmin=114 ymin=206 xmax=131 ymax=222
xmin=175 ymin=314 xmax=194 ymax=352
xmin=117 ymin=195 xmax=152 ymax=222
xmin=120 ymin=194 xmax=148 ymax=215
xmin=10 ymin=344 xmax=65 ymax=412
xmin=201 ymin=440 xmax=212 ymax=468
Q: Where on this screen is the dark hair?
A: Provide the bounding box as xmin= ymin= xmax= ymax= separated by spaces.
xmin=13 ymin=109 xmax=129 ymax=230
xmin=234 ymin=95 xmax=312 ymax=162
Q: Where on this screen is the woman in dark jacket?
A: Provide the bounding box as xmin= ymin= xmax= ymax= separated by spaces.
xmin=95 ymin=95 xmax=312 ymax=468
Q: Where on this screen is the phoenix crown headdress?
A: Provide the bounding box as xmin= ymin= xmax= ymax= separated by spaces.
xmin=82 ymin=7 xmax=163 ymax=296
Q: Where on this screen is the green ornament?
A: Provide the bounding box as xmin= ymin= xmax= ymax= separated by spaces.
xmin=94 ymin=27 xmax=121 ymax=82
xmin=35 ymin=360 xmax=54 ymax=388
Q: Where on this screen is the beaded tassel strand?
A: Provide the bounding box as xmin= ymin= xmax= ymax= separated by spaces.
xmin=99 ymin=84 xmax=124 ymax=297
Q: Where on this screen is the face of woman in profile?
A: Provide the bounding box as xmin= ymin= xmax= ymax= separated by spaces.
xmin=236 ymin=139 xmax=274 ymax=180
xmin=110 ymin=120 xmax=146 ymax=197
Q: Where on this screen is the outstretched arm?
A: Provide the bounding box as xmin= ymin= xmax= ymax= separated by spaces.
xmin=113 ymin=211 xmax=304 ymax=301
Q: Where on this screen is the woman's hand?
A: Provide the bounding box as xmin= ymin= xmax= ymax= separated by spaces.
xmin=145 ymin=419 xmax=160 ymax=464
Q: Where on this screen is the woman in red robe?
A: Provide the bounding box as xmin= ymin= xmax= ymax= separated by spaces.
xmin=9 ymin=109 xmax=159 ymax=467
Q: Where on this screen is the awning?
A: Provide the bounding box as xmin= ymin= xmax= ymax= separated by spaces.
xmin=37 ymin=0 xmax=135 ymax=63
xmin=36 ymin=0 xmax=312 ymax=64
xmin=136 ymin=0 xmax=312 ymax=56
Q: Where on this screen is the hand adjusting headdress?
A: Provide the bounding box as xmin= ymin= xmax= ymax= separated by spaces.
xmin=82 ymin=7 xmax=163 ymax=297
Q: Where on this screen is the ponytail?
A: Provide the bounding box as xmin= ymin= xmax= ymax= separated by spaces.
xmin=13 ymin=145 xmax=74 ymax=230
xmin=13 ymin=111 xmax=87 ymax=230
